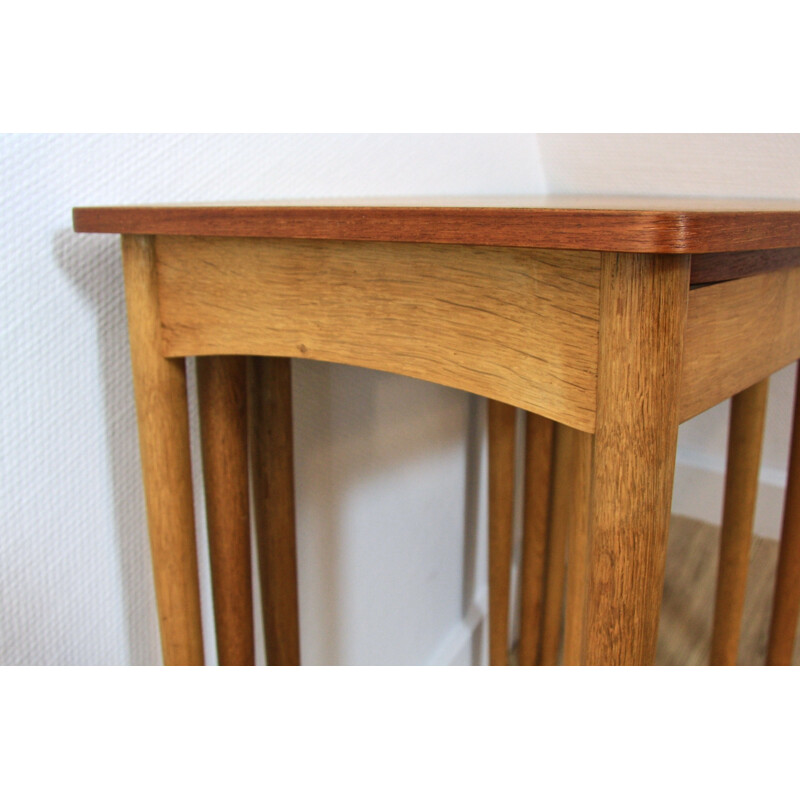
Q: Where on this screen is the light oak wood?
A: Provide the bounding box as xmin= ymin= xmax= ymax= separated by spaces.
xmin=155 ymin=236 xmax=601 ymax=432
xmin=517 ymin=412 xmax=554 ymax=666
xmin=121 ymin=235 xmax=204 ymax=666
xmin=709 ymin=379 xmax=769 ymax=666
xmin=75 ymin=196 xmax=800 ymax=253
xmin=680 ymin=263 xmax=800 ymax=422
xmin=249 ymin=356 xmax=301 ymax=666
xmin=767 ymin=363 xmax=800 ymax=665
xmin=539 ymin=424 xmax=571 ymax=666
xmin=562 ymin=428 xmax=593 ymax=666
xmin=583 ymin=252 xmax=690 ymax=665
xmin=488 ymin=400 xmax=517 ymax=666
xmin=197 ymin=356 xmax=255 ymax=666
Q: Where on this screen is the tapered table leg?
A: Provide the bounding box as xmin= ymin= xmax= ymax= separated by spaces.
xmin=197 ymin=356 xmax=255 ymax=666
xmin=583 ymin=252 xmax=690 ymax=665
xmin=710 ymin=378 xmax=769 ymax=665
xmin=122 ymin=235 xmax=204 ymax=666
xmin=539 ymin=424 xmax=571 ymax=666
xmin=488 ymin=400 xmax=517 ymax=666
xmin=767 ymin=363 xmax=800 ymax=665
xmin=562 ymin=428 xmax=593 ymax=666
xmin=249 ymin=357 xmax=301 ymax=666
xmin=518 ymin=412 xmax=554 ymax=666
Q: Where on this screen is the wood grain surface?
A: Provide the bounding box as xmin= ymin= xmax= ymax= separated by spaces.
xmin=249 ymin=357 xmax=301 ymax=666
xmin=197 ymin=356 xmax=255 ymax=666
xmin=121 ymin=235 xmax=204 ymax=666
xmin=538 ymin=424 xmax=572 ymax=666
xmin=517 ymin=412 xmax=555 ymax=666
xmin=680 ymin=262 xmax=800 ymax=422
xmin=561 ymin=428 xmax=593 ymax=666
xmin=584 ymin=252 xmax=691 ymax=665
xmin=710 ymin=379 xmax=769 ymax=666
xmin=156 ymin=236 xmax=601 ymax=432
xmin=488 ymin=400 xmax=517 ymax=666
xmin=74 ymin=196 xmax=800 ymax=253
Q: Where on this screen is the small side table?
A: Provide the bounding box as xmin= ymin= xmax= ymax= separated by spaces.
xmin=73 ymin=197 xmax=800 ymax=665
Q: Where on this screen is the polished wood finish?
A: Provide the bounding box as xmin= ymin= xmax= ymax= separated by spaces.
xmin=249 ymin=357 xmax=301 ymax=666
xmin=691 ymin=247 xmax=800 ymax=285
xmin=517 ymin=412 xmax=554 ymax=666
xmin=680 ymin=262 xmax=800 ymax=422
xmin=75 ymin=196 xmax=800 ymax=253
xmin=121 ymin=235 xmax=204 ymax=666
xmin=488 ymin=400 xmax=517 ymax=666
xmin=538 ymin=424 xmax=571 ymax=665
xmin=709 ymin=379 xmax=769 ymax=666
xmin=562 ymin=428 xmax=593 ymax=666
xmin=584 ymin=252 xmax=690 ymax=665
xmin=767 ymin=364 xmax=800 ymax=665
xmin=197 ymin=356 xmax=255 ymax=666
xmin=156 ymin=236 xmax=601 ymax=432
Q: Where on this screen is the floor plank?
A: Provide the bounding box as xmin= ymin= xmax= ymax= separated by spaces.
xmin=658 ymin=515 xmax=800 ymax=666
xmin=511 ymin=515 xmax=800 ymax=666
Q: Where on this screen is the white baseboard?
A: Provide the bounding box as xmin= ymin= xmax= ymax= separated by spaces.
xmin=427 ymin=586 xmax=488 ymax=666
xmin=672 ymin=456 xmax=786 ymax=540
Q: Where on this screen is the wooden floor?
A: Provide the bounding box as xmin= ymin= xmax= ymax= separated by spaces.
xmin=657 ymin=515 xmax=799 ymax=666
xmin=512 ymin=515 xmax=800 ymax=666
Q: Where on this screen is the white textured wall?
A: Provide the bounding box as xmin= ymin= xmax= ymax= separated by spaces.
xmin=536 ymin=133 xmax=800 ymax=539
xmin=0 ymin=133 xmax=544 ymax=665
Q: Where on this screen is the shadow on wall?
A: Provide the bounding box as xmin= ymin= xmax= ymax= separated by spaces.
xmin=55 ymin=229 xmax=485 ymax=665
xmin=291 ymin=360 xmax=484 ymax=665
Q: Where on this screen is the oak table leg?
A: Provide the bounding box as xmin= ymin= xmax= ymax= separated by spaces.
xmin=583 ymin=252 xmax=690 ymax=666
xmin=562 ymin=428 xmax=593 ymax=666
xmin=767 ymin=363 xmax=800 ymax=665
xmin=197 ymin=356 xmax=255 ymax=666
xmin=539 ymin=424 xmax=571 ymax=666
xmin=709 ymin=378 xmax=769 ymax=665
xmin=518 ymin=412 xmax=554 ymax=666
xmin=488 ymin=400 xmax=517 ymax=666
xmin=249 ymin=356 xmax=301 ymax=666
xmin=122 ymin=235 xmax=204 ymax=666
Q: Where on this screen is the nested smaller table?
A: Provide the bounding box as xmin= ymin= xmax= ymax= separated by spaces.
xmin=73 ymin=197 xmax=800 ymax=665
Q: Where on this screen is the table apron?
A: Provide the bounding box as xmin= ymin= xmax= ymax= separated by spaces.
xmin=154 ymin=235 xmax=601 ymax=432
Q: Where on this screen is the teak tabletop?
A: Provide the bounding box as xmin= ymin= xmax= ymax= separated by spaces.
xmin=74 ymin=195 xmax=800 ymax=253
xmin=73 ymin=197 xmax=800 ymax=666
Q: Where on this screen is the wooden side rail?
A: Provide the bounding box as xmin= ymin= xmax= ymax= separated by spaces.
xmin=154 ymin=236 xmax=601 ymax=432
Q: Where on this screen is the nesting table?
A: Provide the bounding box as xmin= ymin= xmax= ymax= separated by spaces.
xmin=73 ymin=197 xmax=800 ymax=666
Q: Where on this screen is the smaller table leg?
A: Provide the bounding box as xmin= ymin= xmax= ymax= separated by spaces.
xmin=539 ymin=424 xmax=572 ymax=666
xmin=198 ymin=356 xmax=255 ymax=666
xmin=250 ymin=357 xmax=301 ymax=666
xmin=518 ymin=412 xmax=554 ymax=666
xmin=710 ymin=378 xmax=769 ymax=665
xmin=488 ymin=400 xmax=516 ymax=666
xmin=562 ymin=428 xmax=593 ymax=666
